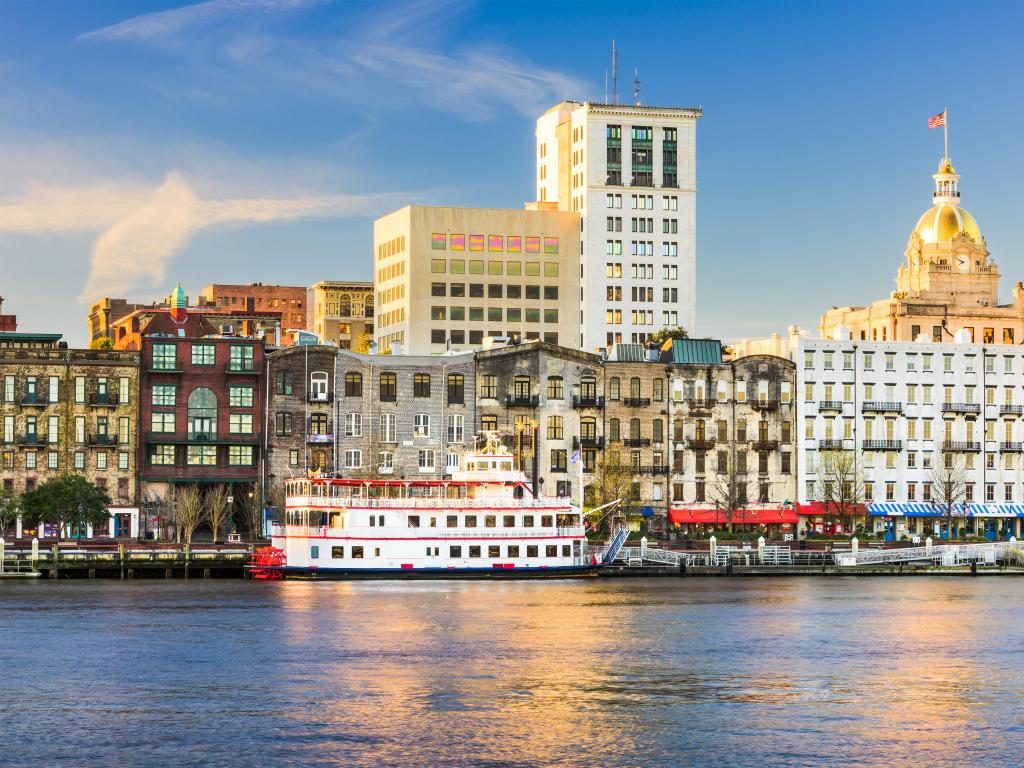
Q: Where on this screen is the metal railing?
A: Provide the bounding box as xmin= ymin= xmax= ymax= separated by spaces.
xmin=818 ymin=400 xmax=844 ymax=411
xmin=572 ymin=395 xmax=605 ymax=409
xmin=862 ymin=439 xmax=902 ymax=451
xmin=862 ymin=401 xmax=904 ymax=414
xmin=286 ymin=496 xmax=570 ymax=509
xmin=1000 ymin=405 xmax=1024 ymax=416
xmin=835 ymin=541 xmax=1024 ymax=567
xmin=623 ymin=397 xmax=651 ymax=408
xmin=941 ymin=402 xmax=981 ymax=414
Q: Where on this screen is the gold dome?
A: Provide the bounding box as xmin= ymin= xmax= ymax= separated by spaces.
xmin=937 ymin=158 xmax=956 ymax=175
xmin=915 ymin=204 xmax=981 ymax=244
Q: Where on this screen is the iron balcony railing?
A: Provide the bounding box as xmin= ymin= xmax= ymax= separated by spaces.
xmin=687 ymin=398 xmax=715 ymax=410
xmin=571 ymin=395 xmax=605 ymax=409
xmin=572 ymin=436 xmax=604 ymax=450
xmin=623 ymin=437 xmax=651 ymax=447
xmin=818 ymin=400 xmax=844 ymax=411
xmin=505 ymin=394 xmax=539 ymax=408
xmin=307 ymin=391 xmax=334 ymax=404
xmin=19 ymin=394 xmax=46 ymax=407
xmin=818 ymin=439 xmax=845 ymax=451
xmin=89 ymin=393 xmax=120 ymax=407
xmin=687 ymin=438 xmax=716 ymax=450
xmin=1000 ymin=405 xmax=1024 ymax=417
xmin=862 ymin=401 xmax=904 ymax=414
xmin=862 ymin=439 xmax=902 ymax=451
xmin=88 ymin=434 xmax=118 ymax=446
xmin=942 ymin=440 xmax=982 ymax=452
xmin=623 ymin=397 xmax=651 ymax=408
xmin=1000 ymin=442 xmax=1024 ymax=453
xmin=751 ymin=439 xmax=779 ymax=451
xmin=637 ymin=465 xmax=669 ymax=475
xmin=749 ymin=399 xmax=779 ymax=410
xmin=941 ymin=402 xmax=981 ymax=415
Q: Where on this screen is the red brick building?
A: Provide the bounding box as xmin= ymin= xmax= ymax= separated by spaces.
xmin=138 ymin=310 xmax=265 ymax=524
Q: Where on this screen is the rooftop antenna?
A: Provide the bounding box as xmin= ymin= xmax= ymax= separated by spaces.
xmin=611 ymin=40 xmax=618 ymax=104
xmin=604 ymin=67 xmax=608 ymax=103
xmin=633 ymin=68 xmax=641 ymax=106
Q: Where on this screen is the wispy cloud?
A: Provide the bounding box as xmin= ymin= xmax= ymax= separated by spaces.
xmin=81 ymin=0 xmax=327 ymax=43
xmin=0 ymin=172 xmax=410 ymax=302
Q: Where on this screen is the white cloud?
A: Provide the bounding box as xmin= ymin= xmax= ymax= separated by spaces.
xmin=0 ymin=171 xmax=410 ymax=303
xmin=81 ymin=0 xmax=327 ymax=43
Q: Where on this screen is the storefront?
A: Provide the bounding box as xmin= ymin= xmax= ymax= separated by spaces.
xmin=668 ymin=507 xmax=799 ymax=539
xmin=796 ymin=502 xmax=869 ymax=537
xmin=867 ymin=503 xmax=1024 ymax=542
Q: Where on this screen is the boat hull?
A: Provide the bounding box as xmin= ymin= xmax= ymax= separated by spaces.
xmin=251 ymin=563 xmax=602 ymax=580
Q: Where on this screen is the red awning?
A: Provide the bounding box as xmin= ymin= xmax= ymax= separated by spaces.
xmin=668 ymin=508 xmax=799 ymax=525
xmin=797 ymin=502 xmax=869 ymax=517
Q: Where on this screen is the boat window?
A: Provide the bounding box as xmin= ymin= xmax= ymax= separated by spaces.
xmin=508 ymin=545 xmax=520 ymax=557
xmin=374 ymin=548 xmax=381 ymax=557
xmin=377 ymin=515 xmax=384 ymax=526
xmin=469 ymin=546 xmax=481 ymax=558
xmin=488 ymin=545 xmax=500 ymax=558
xmin=369 ymin=516 xmax=375 ymax=527
xmin=546 ymin=545 xmax=557 ymax=557
xmin=331 ymin=546 xmax=344 ymax=558
xmin=465 ymin=515 xmax=477 ymax=528
xmin=503 ymin=515 xmax=515 ymax=527
xmin=527 ymin=545 xmax=538 ymax=558
xmin=449 ymin=546 xmax=462 ymax=558
xmin=562 ymin=545 xmax=571 ymax=557
xmin=523 ymin=515 xmax=534 ymax=527
xmin=500 ymin=461 xmax=512 ymax=471
xmin=429 ymin=517 xmax=437 ymax=527
xmin=408 ymin=515 xmax=420 ymax=528
xmin=467 ymin=462 xmax=475 ymax=471
xmin=484 ymin=515 xmax=496 ymax=528
xmin=310 ymin=546 xmax=319 ymax=559
xmin=446 ymin=515 xmax=457 ymax=528
xmin=541 ymin=515 xmax=554 ymax=527
xmin=352 ymin=547 xmax=364 ymax=559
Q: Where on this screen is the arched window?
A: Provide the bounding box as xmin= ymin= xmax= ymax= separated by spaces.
xmin=580 ymin=417 xmax=597 ymax=440
xmin=310 ymin=371 xmax=329 ymax=401
xmin=187 ymin=387 xmax=217 ymax=440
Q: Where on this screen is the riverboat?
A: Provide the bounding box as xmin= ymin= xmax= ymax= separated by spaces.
xmin=257 ymin=434 xmax=628 ymax=579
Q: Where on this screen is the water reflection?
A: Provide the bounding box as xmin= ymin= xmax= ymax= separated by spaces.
xmin=1 ymin=578 xmax=1022 ymax=767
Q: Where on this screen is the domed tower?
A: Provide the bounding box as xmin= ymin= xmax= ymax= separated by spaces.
xmin=895 ymin=157 xmax=998 ymax=307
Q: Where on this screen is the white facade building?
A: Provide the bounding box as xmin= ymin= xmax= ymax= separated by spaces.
xmin=796 ymin=333 xmax=1024 ymax=540
xmin=535 ymin=101 xmax=701 ymax=353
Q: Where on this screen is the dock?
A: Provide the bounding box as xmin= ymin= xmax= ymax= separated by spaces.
xmin=0 ymin=542 xmax=251 ymax=580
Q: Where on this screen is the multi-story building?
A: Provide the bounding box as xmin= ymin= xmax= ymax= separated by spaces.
xmin=138 ymin=308 xmax=265 ymax=519
xmin=0 ymin=297 xmax=18 ymax=333
xmin=820 ymin=155 xmax=1024 ymax=345
xmin=198 ymin=283 xmax=308 ymax=334
xmin=535 ymin=100 xmax=701 ymax=351
xmin=373 ymin=205 xmax=580 ymax=354
xmin=310 ymin=281 xmax=374 ymax=349
xmin=265 ymin=347 xmax=476 ymax=495
xmin=1 ymin=342 xmax=140 ymax=536
xmin=797 ymin=333 xmax=1024 ymax=541
xmin=475 ymin=342 xmax=604 ymax=505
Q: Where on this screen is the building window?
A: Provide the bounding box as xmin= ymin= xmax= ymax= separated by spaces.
xmin=414 ymin=414 xmax=431 ymax=437
xmin=447 ymin=414 xmax=464 ymax=443
xmin=187 ymin=387 xmax=217 ymax=440
xmin=344 ymin=450 xmax=362 ymax=469
xmin=547 ymin=416 xmax=564 ymax=440
xmin=229 ymin=413 xmax=253 ymax=434
xmin=228 ymin=345 xmax=255 ymax=372
xmin=229 ymin=446 xmax=254 ymax=466
xmin=275 ymin=412 xmax=293 ymax=436
xmin=150 ymin=445 xmax=175 ymax=466
xmin=380 ymin=413 xmax=396 ymax=443
xmin=379 ymin=373 xmax=397 ymax=401
xmin=418 ymin=449 xmax=435 ymax=472
xmin=479 ymin=374 xmax=498 ymax=400
xmin=345 ymin=413 xmax=362 ymax=437
xmin=187 ymin=445 xmax=216 ymax=466
xmin=152 ymin=343 xmax=177 ymax=370
xmin=191 ymin=344 xmax=215 ymax=366
xmin=447 ymin=374 xmax=464 ymax=404
xmin=151 ymin=412 xmax=175 ymax=433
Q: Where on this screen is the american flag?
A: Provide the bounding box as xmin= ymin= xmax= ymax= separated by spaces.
xmin=928 ymin=111 xmax=946 ymax=129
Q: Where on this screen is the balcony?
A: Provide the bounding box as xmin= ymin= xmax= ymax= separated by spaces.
xmin=572 ymin=436 xmax=604 ymax=450
xmin=1000 ymin=405 xmax=1024 ymax=417
xmin=89 ymin=434 xmax=118 ymax=446
xmin=751 ymin=439 xmax=779 ymax=451
xmin=307 ymin=432 xmax=334 ymax=444
xmin=862 ymin=439 xmax=902 ymax=451
xmin=818 ymin=400 xmax=844 ymax=412
xmin=623 ymin=397 xmax=651 ymax=408
xmin=687 ymin=398 xmax=716 ymax=411
xmin=19 ymin=394 xmax=47 ymax=407
xmin=307 ymin=391 xmax=334 ymax=404
xmin=818 ymin=439 xmax=845 ymax=451
xmin=572 ymin=395 xmax=605 ymax=409
xmin=505 ymin=394 xmax=539 ymax=408
xmin=749 ymin=399 xmax=779 ymax=411
xmin=862 ymin=401 xmax=903 ymax=414
xmin=1000 ymin=442 xmax=1024 ymax=453
xmin=623 ymin=437 xmax=651 ymax=447
xmin=942 ymin=440 xmax=982 ymax=452
xmin=941 ymin=402 xmax=981 ymax=416
xmin=145 ymin=431 xmax=260 ymax=444
xmin=637 ymin=465 xmax=669 ymax=475
xmin=686 ymin=438 xmax=716 ymax=451
xmin=90 ymin=393 xmax=120 ymax=407
xmin=148 ymin=363 xmax=183 ymax=374
xmin=225 ymin=365 xmax=258 ymax=376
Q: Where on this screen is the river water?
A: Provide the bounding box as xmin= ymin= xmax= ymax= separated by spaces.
xmin=1 ymin=577 xmax=1022 ymax=767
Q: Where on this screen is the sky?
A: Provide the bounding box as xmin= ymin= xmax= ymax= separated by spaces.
xmin=1 ymin=0 xmax=1023 ymax=348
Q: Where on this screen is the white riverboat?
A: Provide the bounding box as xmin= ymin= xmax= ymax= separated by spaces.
xmin=263 ymin=435 xmax=627 ymax=579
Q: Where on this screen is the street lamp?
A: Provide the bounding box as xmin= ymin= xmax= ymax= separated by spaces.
xmin=76 ymin=503 xmax=84 ymax=541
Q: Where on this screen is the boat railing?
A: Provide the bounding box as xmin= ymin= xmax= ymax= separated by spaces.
xmin=286 ymin=496 xmax=570 ymax=510
xmin=272 ymin=523 xmax=585 ymax=538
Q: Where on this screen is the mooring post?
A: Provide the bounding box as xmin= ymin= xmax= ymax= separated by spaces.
xmin=119 ymin=542 xmax=126 ymax=580
xmin=183 ymin=542 xmax=190 ymax=580
xmin=50 ymin=542 xmax=59 ymax=579
xmin=0 ymin=537 xmax=5 ymax=575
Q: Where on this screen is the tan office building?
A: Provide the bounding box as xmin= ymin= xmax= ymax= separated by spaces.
xmin=310 ymin=281 xmax=374 ymax=350
xmin=373 ymin=205 xmax=580 ymax=354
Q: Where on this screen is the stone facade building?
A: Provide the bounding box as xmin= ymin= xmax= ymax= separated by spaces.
xmin=265 ymin=348 xmax=477 ymax=496
xmin=1 ymin=344 xmax=140 ymax=535
xmin=310 ymin=281 xmax=374 ymax=349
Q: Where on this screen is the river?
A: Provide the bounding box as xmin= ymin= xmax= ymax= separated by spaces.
xmin=1 ymin=577 xmax=1022 ymax=767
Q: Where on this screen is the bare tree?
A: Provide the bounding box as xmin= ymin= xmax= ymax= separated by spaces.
xmin=706 ymin=450 xmax=753 ymax=533
xmin=175 ymin=485 xmax=204 ymax=545
xmin=204 ymin=484 xmax=231 ymax=544
xmin=585 ymin=451 xmax=641 ymax=534
xmin=927 ymin=450 xmax=968 ymax=541
xmin=815 ymin=450 xmax=866 ymax=535
xmin=236 ymin=482 xmax=263 ymax=541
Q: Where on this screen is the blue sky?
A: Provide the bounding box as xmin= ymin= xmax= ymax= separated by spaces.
xmin=2 ymin=0 xmax=1023 ymax=347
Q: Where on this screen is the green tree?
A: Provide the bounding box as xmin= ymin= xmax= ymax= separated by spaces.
xmin=20 ymin=475 xmax=112 ymax=535
xmin=0 ymin=489 xmax=21 ymax=536
xmin=645 ymin=326 xmax=689 ymax=349
xmin=89 ymin=337 xmax=114 ymax=350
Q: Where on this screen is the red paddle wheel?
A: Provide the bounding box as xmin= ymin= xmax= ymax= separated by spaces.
xmin=249 ymin=547 xmax=286 ymax=580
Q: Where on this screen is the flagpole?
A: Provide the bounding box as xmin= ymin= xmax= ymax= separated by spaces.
xmin=944 ymin=107 xmax=949 ymax=159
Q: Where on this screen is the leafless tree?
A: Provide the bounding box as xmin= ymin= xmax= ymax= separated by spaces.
xmin=236 ymin=482 xmax=263 ymax=541
xmin=815 ymin=450 xmax=866 ymax=535
xmin=585 ymin=451 xmax=641 ymax=534
xmin=706 ymin=449 xmax=754 ymax=532
xmin=204 ymin=484 xmax=231 ymax=544
xmin=174 ymin=485 xmax=204 ymax=545
xmin=927 ymin=450 xmax=969 ymax=540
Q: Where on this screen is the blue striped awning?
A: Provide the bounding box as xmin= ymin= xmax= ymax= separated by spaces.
xmin=868 ymin=502 xmax=1024 ymax=518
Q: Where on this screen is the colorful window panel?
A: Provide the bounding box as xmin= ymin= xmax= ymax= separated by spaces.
xmin=450 ymin=234 xmax=465 ymax=250
xmin=525 ymin=236 xmax=541 ymax=253
xmin=468 ymin=234 xmax=485 ymax=251
xmin=543 ymin=237 xmax=559 ymax=254
xmin=487 ymin=235 xmax=503 ymax=251
xmin=507 ymin=235 xmax=522 ymax=252
xmin=431 ymin=233 xmax=446 ymax=250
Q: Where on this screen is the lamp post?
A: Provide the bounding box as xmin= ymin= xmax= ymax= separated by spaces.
xmin=76 ymin=503 xmax=84 ymax=541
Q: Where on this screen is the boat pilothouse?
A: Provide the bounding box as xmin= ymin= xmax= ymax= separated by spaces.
xmin=267 ymin=433 xmax=615 ymax=578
